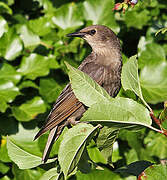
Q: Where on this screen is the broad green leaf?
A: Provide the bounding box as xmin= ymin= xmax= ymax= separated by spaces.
xmin=83 ymin=0 xmax=119 ymax=33
xmin=19 ymin=80 xmax=39 ymax=90
xmin=12 ymin=96 xmax=46 ymax=122
xmin=28 ymin=16 xmax=52 ymax=36
xmin=39 ymin=78 xmax=63 ymax=103
xmin=58 ymin=123 xmax=99 ymax=177
xmin=0 ymin=2 xmax=12 ymax=15
xmin=17 ymin=25 xmax=40 ymax=47
xmin=7 ymin=137 xmax=42 ymax=169
xmin=140 ymin=61 xmax=167 ymax=104
xmin=0 ymin=80 xmax=20 ymax=103
xmin=65 ymin=62 xmax=111 ymax=107
xmin=121 ymin=56 xmax=150 ymax=110
xmin=0 ymin=63 xmax=21 ymax=84
xmin=0 ymin=16 xmax=8 ymax=38
xmin=159 ymin=102 xmax=167 ymax=130
xmin=17 ymin=53 xmax=50 ymax=80
xmin=97 ymin=127 xmax=119 ymax=164
xmin=76 ymin=168 xmax=121 ymax=180
xmin=124 ymin=9 xmax=151 ymax=29
xmin=144 ymin=131 xmax=167 ymax=159
xmin=0 ymin=97 xmax=8 ymax=113
xmin=12 ymin=164 xmax=42 ymax=180
xmin=0 ymin=175 xmax=10 ymax=180
xmin=138 ymin=43 xmax=166 ymax=68
xmin=81 ymin=97 xmax=152 ymax=129
xmin=0 ymin=162 xmax=9 ymax=174
xmin=0 ymin=28 xmax=23 ymax=61
xmin=52 ymin=3 xmax=83 ymax=30
xmin=7 ymin=124 xmax=55 ymax=169
xmin=87 ymin=140 xmax=107 ymax=164
xmin=140 ymin=164 xmax=167 ymax=180
xmin=40 ymin=168 xmax=63 ymax=180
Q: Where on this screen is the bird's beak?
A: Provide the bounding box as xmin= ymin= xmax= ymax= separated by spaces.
xmin=66 ymin=31 xmax=86 ymax=38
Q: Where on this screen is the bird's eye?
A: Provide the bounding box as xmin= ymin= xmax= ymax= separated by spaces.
xmin=90 ymin=29 xmax=96 ymax=35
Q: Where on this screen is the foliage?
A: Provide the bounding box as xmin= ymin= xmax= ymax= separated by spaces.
xmin=0 ymin=0 xmax=167 ymax=179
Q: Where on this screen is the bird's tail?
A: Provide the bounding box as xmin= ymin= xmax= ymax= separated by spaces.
xmin=42 ymin=126 xmax=58 ymax=163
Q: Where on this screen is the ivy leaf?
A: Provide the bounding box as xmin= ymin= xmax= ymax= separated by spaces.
xmin=52 ymin=3 xmax=83 ymax=30
xmin=125 ymin=9 xmax=151 ymax=29
xmin=65 ymin=62 xmax=111 ymax=107
xmin=140 ymin=61 xmax=167 ymax=104
xmin=0 ymin=80 xmax=20 ymax=103
xmin=0 ymin=16 xmax=8 ymax=38
xmin=17 ymin=53 xmax=50 ymax=80
xmin=0 ymin=2 xmax=12 ymax=15
xmin=82 ymin=0 xmax=119 ymax=32
xmin=17 ymin=25 xmax=40 ymax=47
xmin=12 ymin=96 xmax=46 ymax=122
xmin=0 ymin=29 xmax=23 ymax=61
xmin=39 ymin=78 xmax=63 ymax=103
xmin=121 ymin=55 xmax=151 ymax=110
xmin=138 ymin=43 xmax=166 ymax=68
xmin=58 ymin=123 xmax=99 ymax=177
xmin=0 ymin=63 xmax=21 ymax=84
xmin=81 ymin=97 xmax=152 ymax=130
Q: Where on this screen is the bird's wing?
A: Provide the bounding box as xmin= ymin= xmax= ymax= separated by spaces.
xmin=34 ymin=59 xmax=105 ymax=140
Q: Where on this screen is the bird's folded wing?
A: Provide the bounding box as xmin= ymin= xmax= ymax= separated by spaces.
xmin=34 ymin=61 xmax=105 ymax=139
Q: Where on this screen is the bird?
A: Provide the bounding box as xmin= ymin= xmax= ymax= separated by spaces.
xmin=34 ymin=25 xmax=122 ymax=163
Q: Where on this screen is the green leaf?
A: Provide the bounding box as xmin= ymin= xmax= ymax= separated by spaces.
xmin=0 ymin=16 xmax=8 ymax=38
xmin=0 ymin=63 xmax=21 ymax=84
xmin=12 ymin=96 xmax=46 ymax=122
xmin=87 ymin=140 xmax=107 ymax=164
xmin=140 ymin=164 xmax=167 ymax=180
xmin=58 ymin=123 xmax=99 ymax=177
xmin=19 ymin=80 xmax=39 ymax=90
xmin=12 ymin=164 xmax=42 ymax=180
xmin=159 ymin=102 xmax=167 ymax=130
xmin=124 ymin=9 xmax=151 ymax=29
xmin=0 ymin=80 xmax=20 ymax=103
xmin=81 ymin=97 xmax=152 ymax=129
xmin=76 ymin=168 xmax=121 ymax=180
xmin=0 ymin=29 xmax=23 ymax=61
xmin=65 ymin=62 xmax=111 ymax=107
xmin=0 ymin=97 xmax=8 ymax=113
xmin=0 ymin=162 xmax=9 ymax=174
xmin=7 ymin=124 xmax=55 ymax=169
xmin=0 ymin=2 xmax=12 ymax=15
xmin=28 ymin=16 xmax=52 ymax=36
xmin=138 ymin=43 xmax=166 ymax=68
xmin=7 ymin=137 xmax=42 ymax=169
xmin=83 ymin=0 xmax=119 ymax=33
xmin=121 ymin=55 xmax=150 ymax=110
xmin=39 ymin=78 xmax=63 ymax=103
xmin=17 ymin=25 xmax=40 ymax=47
xmin=52 ymin=3 xmax=83 ymax=30
xmin=140 ymin=61 xmax=167 ymax=104
xmin=39 ymin=168 xmax=63 ymax=180
xmin=97 ymin=127 xmax=119 ymax=164
xmin=144 ymin=131 xmax=167 ymax=159
xmin=17 ymin=53 xmax=50 ymax=80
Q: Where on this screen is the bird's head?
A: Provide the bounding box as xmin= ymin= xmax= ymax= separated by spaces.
xmin=67 ymin=25 xmax=121 ymax=55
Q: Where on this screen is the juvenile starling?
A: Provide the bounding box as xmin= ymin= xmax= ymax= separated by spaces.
xmin=34 ymin=25 xmax=122 ymax=162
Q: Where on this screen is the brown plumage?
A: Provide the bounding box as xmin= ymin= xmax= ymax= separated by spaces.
xmin=34 ymin=25 xmax=122 ymax=163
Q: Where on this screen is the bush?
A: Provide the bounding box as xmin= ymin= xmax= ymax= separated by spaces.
xmin=0 ymin=0 xmax=167 ymax=179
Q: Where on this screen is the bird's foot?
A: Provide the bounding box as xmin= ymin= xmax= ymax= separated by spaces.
xmin=67 ymin=117 xmax=80 ymax=126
